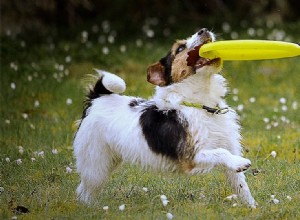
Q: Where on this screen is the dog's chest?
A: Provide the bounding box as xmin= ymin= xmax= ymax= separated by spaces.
xmin=181 ymin=108 xmax=241 ymax=152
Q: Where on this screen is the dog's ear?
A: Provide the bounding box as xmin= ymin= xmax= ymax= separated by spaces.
xmin=147 ymin=62 xmax=166 ymax=86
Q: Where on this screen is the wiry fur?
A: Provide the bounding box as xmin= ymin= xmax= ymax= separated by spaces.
xmin=74 ymin=29 xmax=257 ymax=208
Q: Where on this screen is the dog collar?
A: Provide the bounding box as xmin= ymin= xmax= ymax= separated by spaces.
xmin=181 ymin=101 xmax=229 ymax=114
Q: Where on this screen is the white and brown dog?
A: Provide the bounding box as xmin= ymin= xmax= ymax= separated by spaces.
xmin=74 ymin=28 xmax=257 ymax=208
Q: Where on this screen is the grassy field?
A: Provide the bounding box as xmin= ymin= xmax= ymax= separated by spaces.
xmin=1 ymin=24 xmax=300 ymax=219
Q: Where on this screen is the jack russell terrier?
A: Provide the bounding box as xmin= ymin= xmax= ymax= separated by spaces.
xmin=74 ymin=28 xmax=257 ymax=208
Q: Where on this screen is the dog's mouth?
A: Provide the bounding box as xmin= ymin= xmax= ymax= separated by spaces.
xmin=186 ymin=44 xmax=221 ymax=70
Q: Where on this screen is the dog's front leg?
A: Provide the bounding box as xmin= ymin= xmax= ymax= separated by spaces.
xmin=225 ymin=170 xmax=257 ymax=208
xmin=193 ymin=148 xmax=256 ymax=207
xmin=194 ymin=148 xmax=251 ymax=172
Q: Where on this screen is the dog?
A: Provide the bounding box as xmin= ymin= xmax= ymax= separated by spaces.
xmin=73 ymin=28 xmax=257 ymax=208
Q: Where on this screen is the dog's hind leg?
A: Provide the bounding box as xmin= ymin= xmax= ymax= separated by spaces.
xmin=225 ymin=170 xmax=257 ymax=208
xmin=76 ymin=145 xmax=121 ymax=204
xmin=74 ymin=128 xmax=121 ymax=204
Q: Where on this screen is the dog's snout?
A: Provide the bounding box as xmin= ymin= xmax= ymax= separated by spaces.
xmin=197 ymin=28 xmax=212 ymax=43
xmin=198 ymin=28 xmax=208 ymax=36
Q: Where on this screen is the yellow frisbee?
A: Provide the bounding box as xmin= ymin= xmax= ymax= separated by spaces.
xmin=199 ymin=40 xmax=300 ymax=60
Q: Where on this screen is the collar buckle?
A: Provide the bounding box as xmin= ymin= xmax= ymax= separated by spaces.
xmin=182 ymin=101 xmax=229 ymax=114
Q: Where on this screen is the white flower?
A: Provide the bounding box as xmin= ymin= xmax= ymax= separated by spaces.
xmin=37 ymin=151 xmax=45 ymax=158
xmin=0 ymin=186 xmax=4 ymax=194
xmin=265 ymin=124 xmax=271 ymax=130
xmin=232 ymin=203 xmax=237 ymax=207
xmin=249 ymin=97 xmax=256 ymax=103
xmin=281 ymin=105 xmax=288 ymax=112
xmin=34 ymin=100 xmax=40 ymax=108
xmin=66 ymin=166 xmax=72 ymax=173
xmin=22 ymin=113 xmax=28 ymax=120
xmin=5 ymin=157 xmax=10 ymax=163
xmin=263 ymin=117 xmax=270 ymax=123
xmin=118 ymin=204 xmax=125 ymax=211
xmin=102 ymin=47 xmax=109 ymax=55
xmin=5 ymin=119 xmax=10 ymax=124
xmin=81 ymin=31 xmax=88 ymax=43
xmin=108 ymin=35 xmax=115 ymax=44
xmin=292 ymin=101 xmax=298 ymax=110
xmin=225 ymin=194 xmax=237 ymax=200
xmin=10 ymin=82 xmax=16 ymax=90
xmin=10 ymin=62 xmax=18 ymax=71
xmin=103 ymin=206 xmax=109 ymax=210
xmin=237 ymin=104 xmax=244 ymax=112
xmin=142 ymin=187 xmax=148 ymax=192
xmin=66 ymin=98 xmax=73 ymax=105
xmin=166 ymin=212 xmax=174 ymax=219
xmin=162 ymin=199 xmax=169 ymax=206
xmin=272 ymin=121 xmax=279 ymax=127
xmin=11 ymin=216 xmax=18 ymax=220
xmin=270 ymin=151 xmax=277 ymax=158
xmin=160 ymin=195 xmax=167 ymax=201
xmin=30 ymin=124 xmax=35 ymax=130
xmin=232 ymin=88 xmax=239 ymax=94
xmin=120 ymin=45 xmax=126 ymax=53
xmin=136 ymin=39 xmax=143 ymax=47
xmin=52 ymin=149 xmax=58 ymax=154
xmin=18 ymin=146 xmax=24 ymax=154
xmin=65 ymin=56 xmax=72 ymax=63
xmin=16 ymin=159 xmax=22 ymax=165
xmin=279 ymin=97 xmax=286 ymax=104
xmin=286 ymin=196 xmax=292 ymax=201
xmin=232 ymin=96 xmax=238 ymax=102
xmin=270 ymin=195 xmax=280 ymax=204
xmin=31 ymin=158 xmax=36 ymax=162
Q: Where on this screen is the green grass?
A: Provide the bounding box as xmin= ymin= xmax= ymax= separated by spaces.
xmin=1 ymin=26 xmax=300 ymax=220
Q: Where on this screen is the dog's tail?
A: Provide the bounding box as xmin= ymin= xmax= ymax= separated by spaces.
xmin=86 ymin=69 xmax=126 ymax=99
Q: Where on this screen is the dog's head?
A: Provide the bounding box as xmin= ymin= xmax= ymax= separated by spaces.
xmin=147 ymin=28 xmax=222 ymax=86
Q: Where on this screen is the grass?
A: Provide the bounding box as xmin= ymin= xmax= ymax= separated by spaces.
xmin=1 ymin=24 xmax=300 ymax=219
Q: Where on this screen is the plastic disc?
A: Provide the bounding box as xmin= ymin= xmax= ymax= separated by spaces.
xmin=199 ymin=40 xmax=300 ymax=60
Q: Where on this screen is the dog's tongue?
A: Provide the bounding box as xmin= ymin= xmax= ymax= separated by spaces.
xmin=186 ymin=45 xmax=202 ymax=66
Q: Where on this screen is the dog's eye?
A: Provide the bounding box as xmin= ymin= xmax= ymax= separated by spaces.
xmin=175 ymin=45 xmax=186 ymax=54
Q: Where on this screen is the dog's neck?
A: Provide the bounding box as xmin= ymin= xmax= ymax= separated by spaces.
xmin=153 ymin=73 xmax=228 ymax=110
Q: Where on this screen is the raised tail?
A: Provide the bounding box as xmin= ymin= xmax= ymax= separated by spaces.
xmin=77 ymin=69 xmax=126 ymax=123
xmin=87 ymin=69 xmax=126 ymax=99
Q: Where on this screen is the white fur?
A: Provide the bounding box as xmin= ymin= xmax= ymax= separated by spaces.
xmin=94 ymin=69 xmax=126 ymax=94
xmin=74 ymin=31 xmax=257 ymax=208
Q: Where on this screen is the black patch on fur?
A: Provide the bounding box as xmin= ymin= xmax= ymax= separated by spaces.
xmin=75 ymin=76 xmax=114 ymax=139
xmin=87 ymin=77 xmax=112 ymax=100
xmin=140 ymin=105 xmax=187 ymax=160
xmin=82 ymin=77 xmax=112 ymax=119
xmin=129 ymin=98 xmax=146 ymax=108
xmin=159 ymin=52 xmax=173 ymax=85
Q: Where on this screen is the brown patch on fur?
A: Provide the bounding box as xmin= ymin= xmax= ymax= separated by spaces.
xmin=170 ymin=40 xmax=195 ymax=83
xmin=180 ymin=161 xmax=196 ymax=173
xmin=177 ymin=131 xmax=196 ymax=173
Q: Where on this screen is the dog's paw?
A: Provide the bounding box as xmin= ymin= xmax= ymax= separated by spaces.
xmin=228 ymin=156 xmax=251 ymax=172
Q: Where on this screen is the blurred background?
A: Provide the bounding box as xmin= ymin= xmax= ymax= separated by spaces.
xmin=1 ymin=0 xmax=300 ymax=39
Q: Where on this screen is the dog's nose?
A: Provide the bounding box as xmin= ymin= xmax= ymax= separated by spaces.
xmin=197 ymin=28 xmax=212 ymax=42
xmin=198 ymin=28 xmax=209 ymax=36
